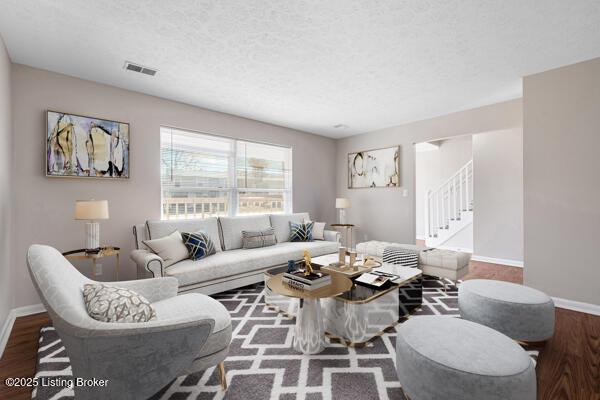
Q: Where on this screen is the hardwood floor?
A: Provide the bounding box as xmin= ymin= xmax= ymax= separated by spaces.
xmin=0 ymin=312 xmax=51 ymax=400
xmin=1 ymin=262 xmax=598 ymax=400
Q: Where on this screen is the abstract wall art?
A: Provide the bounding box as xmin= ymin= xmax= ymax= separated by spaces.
xmin=46 ymin=111 xmax=130 ymax=178
xmin=348 ymin=146 xmax=399 ymax=188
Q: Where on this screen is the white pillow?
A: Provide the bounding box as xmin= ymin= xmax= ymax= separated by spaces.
xmin=143 ymin=230 xmax=189 ymax=267
xmin=305 ymin=220 xmax=326 ymax=240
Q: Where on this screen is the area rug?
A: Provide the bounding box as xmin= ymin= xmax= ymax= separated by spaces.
xmin=33 ymin=277 xmax=539 ymax=400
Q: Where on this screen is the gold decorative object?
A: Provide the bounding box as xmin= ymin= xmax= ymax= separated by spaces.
xmin=363 ymin=256 xmax=378 ymax=267
xmin=303 ymin=249 xmax=313 ymax=276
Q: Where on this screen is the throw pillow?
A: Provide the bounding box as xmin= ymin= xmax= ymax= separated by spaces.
xmin=82 ymin=284 xmax=157 ymax=323
xmin=382 ymin=247 xmax=419 ymax=268
xmin=242 ymin=228 xmax=277 ymax=249
xmin=289 ymin=221 xmax=314 ymax=242
xmin=305 ymin=220 xmax=326 ymax=240
xmin=181 ymin=231 xmax=217 ymax=260
xmin=142 ymin=230 xmax=189 ymax=267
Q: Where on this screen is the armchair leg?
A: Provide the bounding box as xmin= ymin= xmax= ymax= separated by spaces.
xmin=218 ymin=362 xmax=227 ymax=391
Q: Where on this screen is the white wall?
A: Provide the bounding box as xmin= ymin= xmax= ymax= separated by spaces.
xmin=335 ymin=99 xmax=522 ymax=247
xmin=523 ymin=57 xmax=600 ymax=306
xmin=415 ymin=135 xmax=472 ymax=238
xmin=473 ymin=128 xmax=523 ymax=263
xmin=11 ymin=64 xmax=337 ymax=309
xmin=0 ymin=35 xmax=12 ymax=327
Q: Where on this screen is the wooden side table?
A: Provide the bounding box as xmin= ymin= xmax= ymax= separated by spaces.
xmin=330 ymin=223 xmax=355 ymax=250
xmin=63 ymin=247 xmax=120 ymax=280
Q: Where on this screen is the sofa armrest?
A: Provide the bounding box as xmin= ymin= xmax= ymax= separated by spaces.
xmin=323 ymin=229 xmax=341 ymax=243
xmin=109 ymin=277 xmax=178 ymax=303
xmin=130 ymin=249 xmax=164 ymax=278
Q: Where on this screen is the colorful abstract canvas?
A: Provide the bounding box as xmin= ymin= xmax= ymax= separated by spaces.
xmin=46 ymin=111 xmax=130 ymax=178
xmin=348 ymin=146 xmax=399 ymax=188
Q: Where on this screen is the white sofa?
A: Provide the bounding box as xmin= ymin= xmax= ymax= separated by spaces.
xmin=131 ymin=213 xmax=340 ymax=295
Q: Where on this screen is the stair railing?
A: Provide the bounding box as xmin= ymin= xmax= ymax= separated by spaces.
xmin=425 ymin=160 xmax=473 ymax=239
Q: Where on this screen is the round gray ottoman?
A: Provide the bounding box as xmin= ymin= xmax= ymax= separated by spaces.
xmin=459 ymin=279 xmax=555 ymax=342
xmin=396 ymin=316 xmax=536 ymax=400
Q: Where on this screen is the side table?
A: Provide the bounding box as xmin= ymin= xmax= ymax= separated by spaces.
xmin=63 ymin=247 xmax=120 ymax=280
xmin=330 ymin=223 xmax=355 ymax=250
xmin=266 ymin=273 xmax=352 ymax=354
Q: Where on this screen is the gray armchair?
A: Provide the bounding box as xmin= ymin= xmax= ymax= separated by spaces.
xmin=27 ymin=245 xmax=232 ymax=400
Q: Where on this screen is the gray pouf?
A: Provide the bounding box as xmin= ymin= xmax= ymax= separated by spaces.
xmin=396 ymin=316 xmax=536 ymax=400
xmin=459 ymin=279 xmax=555 ymax=342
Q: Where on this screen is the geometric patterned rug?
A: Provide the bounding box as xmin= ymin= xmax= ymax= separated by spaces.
xmin=33 ymin=277 xmax=539 ymax=400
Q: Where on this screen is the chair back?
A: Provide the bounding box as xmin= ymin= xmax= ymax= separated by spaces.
xmin=27 ymin=245 xmax=94 ymax=332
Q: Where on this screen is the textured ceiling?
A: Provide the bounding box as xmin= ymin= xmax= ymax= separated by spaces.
xmin=1 ymin=1 xmax=600 ymax=138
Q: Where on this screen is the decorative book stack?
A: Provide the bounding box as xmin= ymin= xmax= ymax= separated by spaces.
xmin=282 ymin=270 xmax=331 ymax=291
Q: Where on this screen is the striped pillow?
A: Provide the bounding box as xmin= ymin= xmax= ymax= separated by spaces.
xmin=382 ymin=247 xmax=419 ymax=268
xmin=242 ymin=228 xmax=276 ymax=249
xmin=289 ymin=221 xmax=314 ymax=242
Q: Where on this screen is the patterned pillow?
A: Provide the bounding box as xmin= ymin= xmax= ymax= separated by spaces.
xmin=289 ymin=221 xmax=314 ymax=242
xmin=181 ymin=231 xmax=217 ymax=260
xmin=82 ymin=284 xmax=157 ymax=323
xmin=382 ymin=247 xmax=419 ymax=268
xmin=242 ymin=228 xmax=277 ymax=249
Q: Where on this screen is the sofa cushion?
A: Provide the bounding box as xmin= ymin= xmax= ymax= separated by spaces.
xmin=270 ymin=213 xmax=310 ymax=243
xmin=311 ymin=222 xmax=326 ymax=240
xmin=166 ymin=240 xmax=338 ymax=287
xmin=142 ymin=230 xmax=189 ymax=267
xmin=82 ymin=283 xmax=157 ymax=323
xmin=242 ymin=228 xmax=276 ymax=249
xmin=181 ymin=231 xmax=217 ymax=261
xmin=146 ymin=218 xmax=222 ymax=252
xmin=290 ymin=221 xmax=314 ymax=242
xmin=219 ymin=215 xmax=272 ymax=250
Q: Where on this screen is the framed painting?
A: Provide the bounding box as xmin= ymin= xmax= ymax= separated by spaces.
xmin=46 ymin=111 xmax=130 ymax=178
xmin=348 ymin=146 xmax=399 ymax=188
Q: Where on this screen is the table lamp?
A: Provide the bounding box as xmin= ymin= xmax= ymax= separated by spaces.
xmin=75 ymin=200 xmax=109 ymax=250
xmin=335 ymin=198 xmax=351 ymax=224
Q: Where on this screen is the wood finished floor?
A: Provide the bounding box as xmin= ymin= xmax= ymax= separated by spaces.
xmin=1 ymin=261 xmax=598 ymax=400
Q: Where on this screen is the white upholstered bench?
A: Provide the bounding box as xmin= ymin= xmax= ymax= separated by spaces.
xmin=356 ymin=241 xmax=471 ymax=287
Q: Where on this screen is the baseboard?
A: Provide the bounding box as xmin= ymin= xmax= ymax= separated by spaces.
xmin=436 ymin=244 xmax=473 ymax=253
xmin=552 ymin=297 xmax=600 ymax=316
xmin=0 ymin=303 xmax=46 ymax=359
xmin=471 ymin=255 xmax=524 ymax=268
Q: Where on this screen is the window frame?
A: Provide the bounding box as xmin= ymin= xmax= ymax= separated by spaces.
xmin=160 ymin=126 xmax=293 ymax=220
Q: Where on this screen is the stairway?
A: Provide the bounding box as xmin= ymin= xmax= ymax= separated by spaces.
xmin=425 ymin=160 xmax=473 ymax=248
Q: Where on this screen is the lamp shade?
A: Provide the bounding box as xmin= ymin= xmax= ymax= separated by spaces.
xmin=335 ymin=198 xmax=351 ymax=209
xmin=74 ymin=200 xmax=109 ymax=220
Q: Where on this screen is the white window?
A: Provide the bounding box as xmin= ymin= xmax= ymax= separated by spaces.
xmin=160 ymin=127 xmax=292 ymax=220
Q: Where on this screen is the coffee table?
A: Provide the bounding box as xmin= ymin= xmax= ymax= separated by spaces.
xmin=264 ymin=259 xmax=423 ymax=346
xmin=266 ymin=273 xmax=352 ymax=354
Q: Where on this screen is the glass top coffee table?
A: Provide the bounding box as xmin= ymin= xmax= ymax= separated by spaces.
xmin=264 ymin=260 xmax=423 ymax=347
xmin=266 ymin=272 xmax=352 ymax=354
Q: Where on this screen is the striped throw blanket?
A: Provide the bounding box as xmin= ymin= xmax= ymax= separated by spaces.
xmin=382 ymin=246 xmax=419 ymax=268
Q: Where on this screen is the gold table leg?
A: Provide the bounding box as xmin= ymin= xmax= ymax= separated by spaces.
xmin=217 ymin=361 xmax=227 ymax=390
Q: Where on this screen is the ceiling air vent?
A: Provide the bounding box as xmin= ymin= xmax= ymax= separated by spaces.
xmin=124 ymin=61 xmax=157 ymax=76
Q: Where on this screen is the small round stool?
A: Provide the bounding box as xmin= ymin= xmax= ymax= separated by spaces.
xmin=459 ymin=279 xmax=555 ymax=342
xmin=396 ymin=316 xmax=536 ymax=400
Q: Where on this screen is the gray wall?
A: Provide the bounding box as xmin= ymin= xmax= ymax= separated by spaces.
xmin=0 ymin=35 xmax=12 ymax=327
xmin=473 ymin=128 xmax=523 ymax=263
xmin=335 ymin=99 xmax=522 ymax=246
xmin=415 ymin=135 xmax=472 ymax=239
xmin=523 ymin=58 xmax=600 ymax=306
xmin=11 ymin=64 xmax=337 ymax=309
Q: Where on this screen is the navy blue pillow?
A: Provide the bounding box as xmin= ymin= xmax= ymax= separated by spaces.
xmin=181 ymin=231 xmax=216 ymax=260
xmin=289 ymin=221 xmax=314 ymax=242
